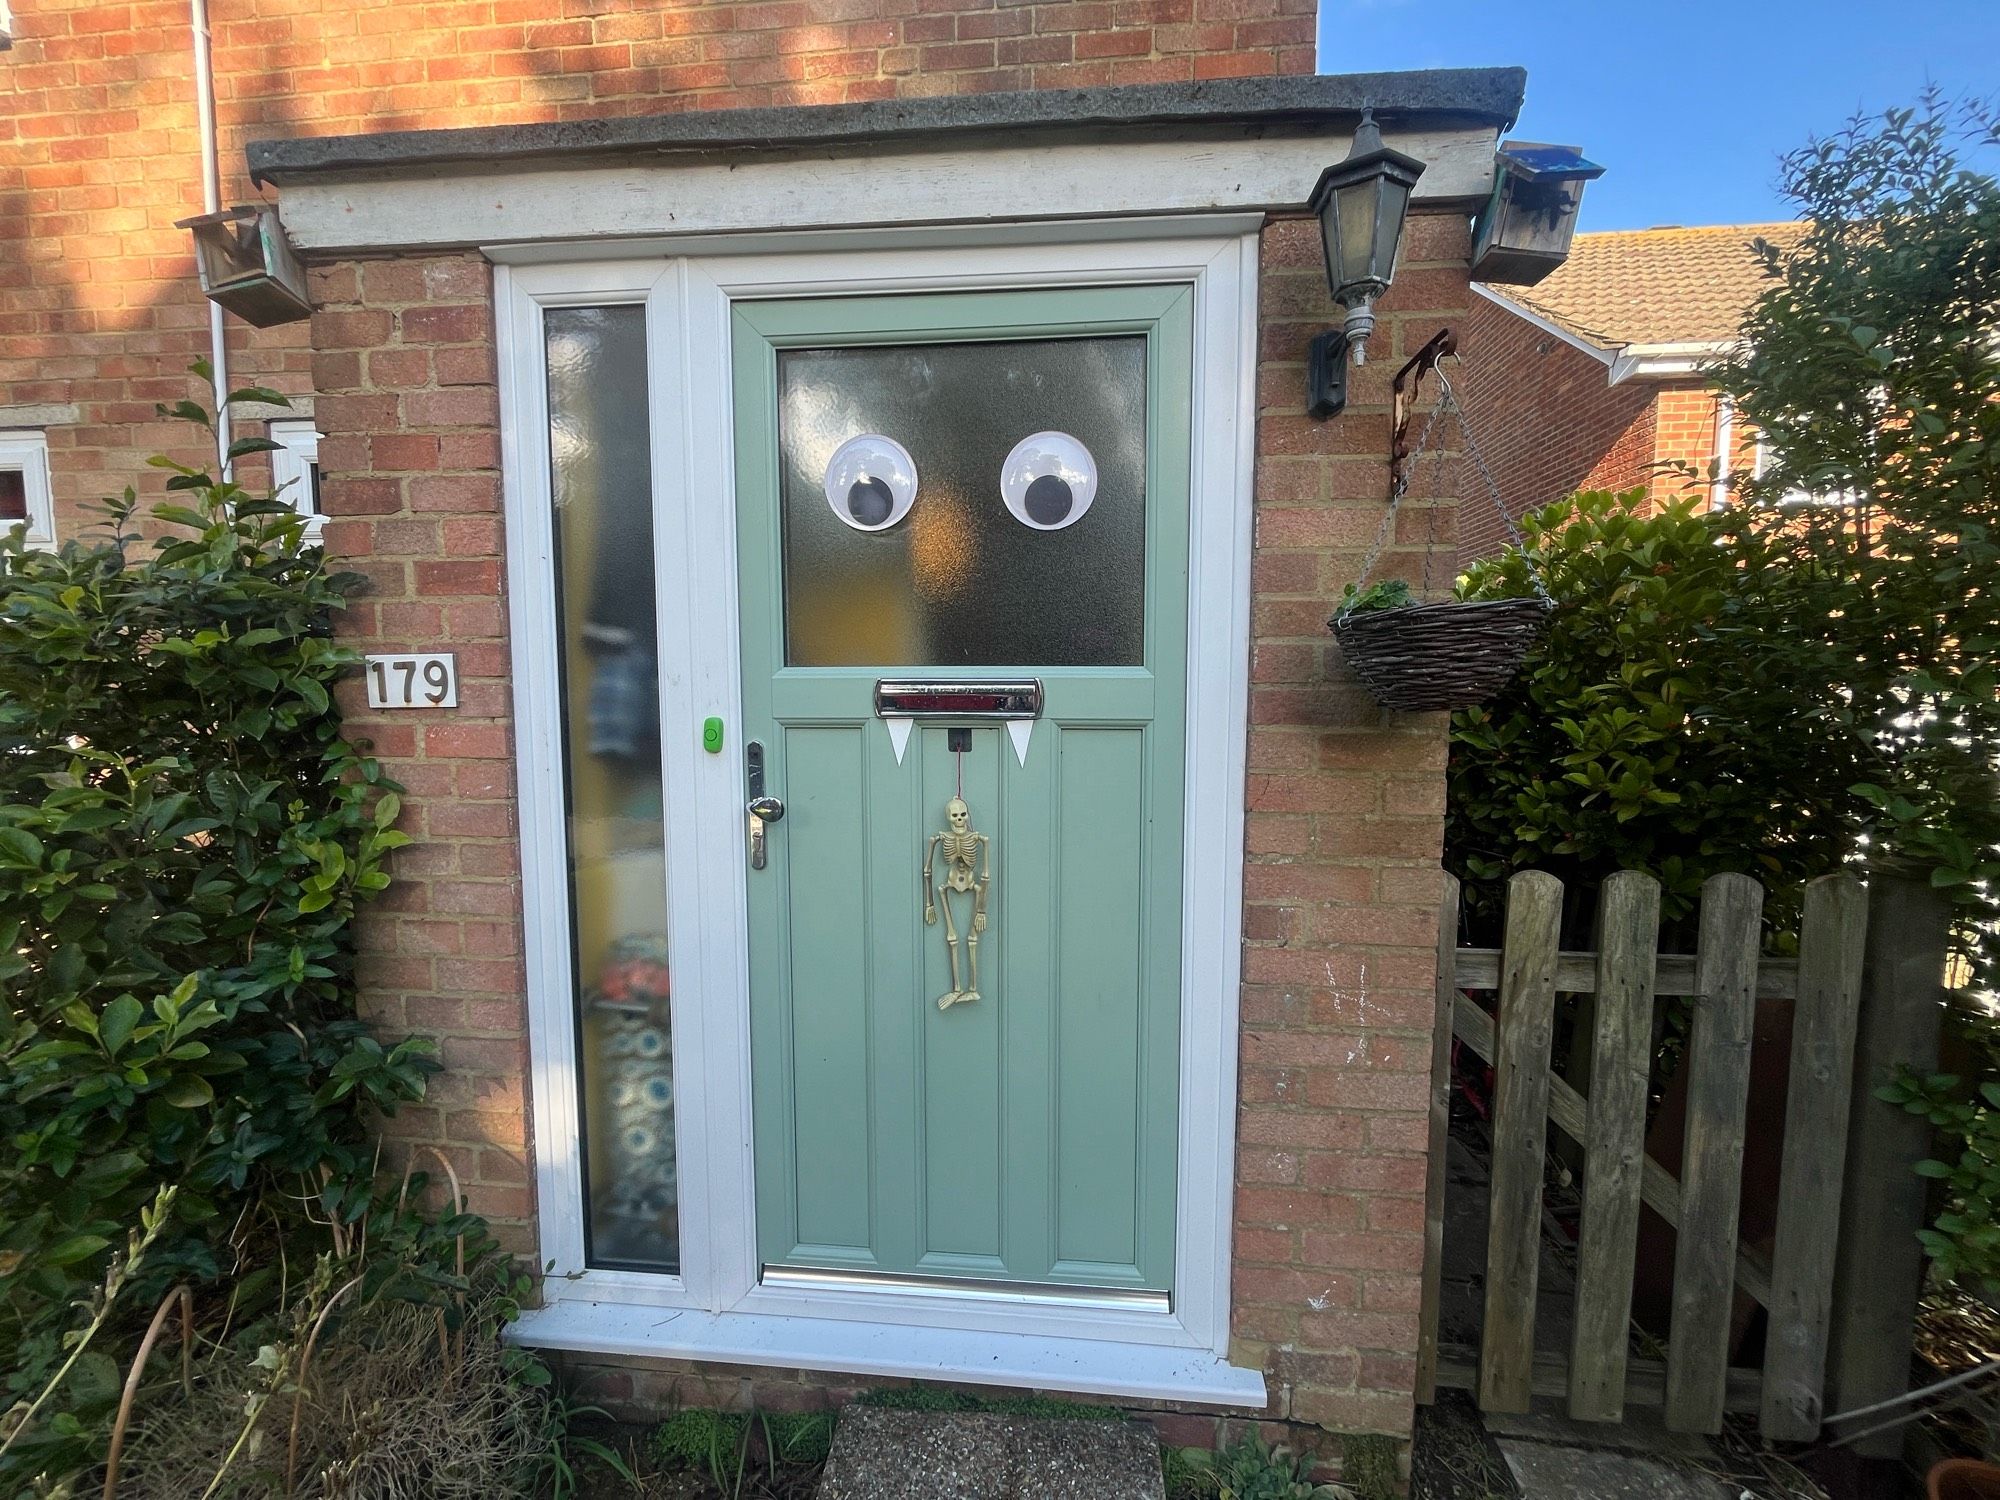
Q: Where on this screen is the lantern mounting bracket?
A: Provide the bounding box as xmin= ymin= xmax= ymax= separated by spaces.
xmin=1389 ymin=326 xmax=1457 ymax=499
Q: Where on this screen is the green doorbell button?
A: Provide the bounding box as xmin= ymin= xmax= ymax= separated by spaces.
xmin=702 ymin=717 xmax=725 ymax=754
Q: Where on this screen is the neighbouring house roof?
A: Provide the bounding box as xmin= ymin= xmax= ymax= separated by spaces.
xmin=1496 ymin=220 xmax=1808 ymax=352
xmin=245 ymin=70 xmax=1526 ymax=183
xmin=1485 ymin=221 xmax=1811 ymax=354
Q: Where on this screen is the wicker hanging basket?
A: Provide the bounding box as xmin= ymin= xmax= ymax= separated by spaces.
xmin=1330 ymin=365 xmax=1552 ymax=712
xmin=1332 ymin=595 xmax=1553 ymax=712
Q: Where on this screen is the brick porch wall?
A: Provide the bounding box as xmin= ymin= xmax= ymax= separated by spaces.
xmin=308 ymin=253 xmax=538 ymax=1252
xmin=1236 ymin=211 xmax=1465 ymax=1438
xmin=301 ymin=209 xmax=1466 ymax=1448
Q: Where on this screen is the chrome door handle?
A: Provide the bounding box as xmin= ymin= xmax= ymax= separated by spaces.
xmin=748 ymin=799 xmax=779 ymax=870
xmin=746 ymin=740 xmax=781 ymax=870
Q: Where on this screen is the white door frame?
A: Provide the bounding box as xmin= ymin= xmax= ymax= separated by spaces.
xmin=496 ymin=221 xmax=1264 ymax=1403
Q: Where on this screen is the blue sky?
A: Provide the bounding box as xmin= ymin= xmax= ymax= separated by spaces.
xmin=1316 ymin=1 xmax=2000 ymax=231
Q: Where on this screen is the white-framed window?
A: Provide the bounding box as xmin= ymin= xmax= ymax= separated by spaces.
xmin=267 ymin=419 xmax=324 ymax=538
xmin=0 ymin=431 xmax=57 ymax=551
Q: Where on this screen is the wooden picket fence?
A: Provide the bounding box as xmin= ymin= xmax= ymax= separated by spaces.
xmin=1415 ymin=868 xmax=1887 ymax=1442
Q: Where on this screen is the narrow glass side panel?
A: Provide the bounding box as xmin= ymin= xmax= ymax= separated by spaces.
xmin=545 ymin=305 xmax=677 ymax=1273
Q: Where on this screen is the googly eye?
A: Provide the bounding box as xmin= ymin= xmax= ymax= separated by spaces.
xmin=1000 ymin=431 xmax=1098 ymax=531
xmin=823 ymin=433 xmax=918 ymax=532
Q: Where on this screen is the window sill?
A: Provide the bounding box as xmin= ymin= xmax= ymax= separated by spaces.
xmin=506 ymin=1298 xmax=1267 ymax=1407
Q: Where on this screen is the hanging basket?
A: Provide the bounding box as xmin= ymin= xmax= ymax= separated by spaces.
xmin=1330 ymin=360 xmax=1553 ymax=712
xmin=1331 ymin=595 xmax=1552 ymax=712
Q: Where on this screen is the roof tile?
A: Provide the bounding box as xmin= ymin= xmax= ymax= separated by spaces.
xmin=1486 ymin=221 xmax=1810 ymax=349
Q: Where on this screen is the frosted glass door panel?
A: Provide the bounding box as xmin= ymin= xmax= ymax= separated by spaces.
xmin=777 ymin=336 xmax=1147 ymax=668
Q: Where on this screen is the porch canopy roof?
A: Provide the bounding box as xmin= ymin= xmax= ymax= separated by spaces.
xmin=245 ymin=69 xmax=1527 ymax=254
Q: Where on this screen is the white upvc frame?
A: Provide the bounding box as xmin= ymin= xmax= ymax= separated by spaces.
xmin=266 ymin=419 xmax=325 ymax=540
xmin=497 ymin=222 xmax=1262 ymax=1405
xmin=0 ymin=430 xmax=57 ymax=551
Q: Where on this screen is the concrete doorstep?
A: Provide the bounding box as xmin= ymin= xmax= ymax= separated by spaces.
xmin=815 ymin=1406 xmax=1167 ymax=1500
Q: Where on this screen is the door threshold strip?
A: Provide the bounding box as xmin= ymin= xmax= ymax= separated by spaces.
xmin=761 ymin=1264 xmax=1171 ymax=1313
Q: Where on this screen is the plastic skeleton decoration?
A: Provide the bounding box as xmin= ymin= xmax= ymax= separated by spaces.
xmin=923 ymin=797 xmax=992 ymax=1010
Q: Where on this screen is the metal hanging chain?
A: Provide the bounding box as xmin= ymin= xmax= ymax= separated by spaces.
xmin=1347 ymin=379 xmax=1457 ymax=601
xmin=1419 ymin=382 xmax=1457 ymax=597
xmin=1437 ymin=365 xmax=1550 ymax=601
xmin=1341 ymin=363 xmax=1551 ymax=610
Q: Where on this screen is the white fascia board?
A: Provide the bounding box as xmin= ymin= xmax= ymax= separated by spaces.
xmin=507 ymin=1300 xmax=1268 ymax=1407
xmin=1471 ymin=281 xmax=1616 ymax=367
xmin=275 ymin=125 xmax=1498 ymax=255
xmin=482 ymin=212 xmax=1265 ymax=267
xmin=1608 ymin=341 xmax=1730 ymax=386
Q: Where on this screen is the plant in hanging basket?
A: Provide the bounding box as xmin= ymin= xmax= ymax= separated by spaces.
xmin=1332 ymin=593 xmax=1554 ymax=713
xmin=1335 ymin=579 xmax=1416 ymax=614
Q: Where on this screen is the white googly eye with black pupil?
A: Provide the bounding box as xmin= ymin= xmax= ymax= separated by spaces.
xmin=1001 ymin=431 xmax=1098 ymax=530
xmin=823 ymin=434 xmax=918 ymax=532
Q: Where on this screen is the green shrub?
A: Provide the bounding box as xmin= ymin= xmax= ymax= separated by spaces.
xmin=1174 ymin=1436 xmax=1350 ymax=1499
xmin=1879 ymin=1069 xmax=2000 ymax=1295
xmin=1449 ymin=488 xmax=1868 ymax=941
xmin=1715 ymin=91 xmax=2000 ymax=994
xmin=653 ymin=1407 xmax=749 ymax=1474
xmin=761 ymin=1410 xmax=837 ymax=1467
xmin=0 ymin=383 xmax=439 ymax=1482
xmin=651 ymin=1405 xmax=838 ymax=1496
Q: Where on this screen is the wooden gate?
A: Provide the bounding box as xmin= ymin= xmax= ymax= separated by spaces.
xmin=1415 ymin=868 xmax=1895 ymax=1441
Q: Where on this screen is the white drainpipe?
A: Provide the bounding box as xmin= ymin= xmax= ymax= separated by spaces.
xmin=190 ymin=0 xmax=232 ymax=475
xmin=1710 ymin=394 xmax=1733 ymax=510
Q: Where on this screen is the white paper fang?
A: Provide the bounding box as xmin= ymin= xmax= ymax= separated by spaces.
xmin=885 ymin=715 xmax=914 ymax=764
xmin=1007 ymin=718 xmax=1033 ymax=767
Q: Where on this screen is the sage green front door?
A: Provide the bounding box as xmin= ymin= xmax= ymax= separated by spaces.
xmin=734 ymin=285 xmax=1192 ymax=1294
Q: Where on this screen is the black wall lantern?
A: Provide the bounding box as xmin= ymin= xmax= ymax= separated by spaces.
xmin=1306 ymin=108 xmax=1425 ymax=419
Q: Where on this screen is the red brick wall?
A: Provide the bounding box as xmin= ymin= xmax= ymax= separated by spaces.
xmin=1456 ymin=291 xmax=1655 ymax=558
xmin=2 ymin=0 xmax=1317 ymax=534
xmin=306 ymin=253 xmax=533 ymax=1247
xmin=1647 ymin=381 xmax=1725 ymax=508
xmin=1236 ymin=210 xmax=1469 ymax=1438
xmin=1458 ymin=296 xmax=1765 ymax=549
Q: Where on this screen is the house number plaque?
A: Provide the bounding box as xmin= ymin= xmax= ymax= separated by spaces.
xmin=364 ymin=652 xmax=458 ymax=709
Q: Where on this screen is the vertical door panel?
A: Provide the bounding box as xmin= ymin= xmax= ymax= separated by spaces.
xmin=1052 ymin=726 xmax=1147 ymax=1276
xmin=781 ymin=724 xmax=875 ymax=1260
xmin=918 ymin=726 xmax=1005 ymax=1268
